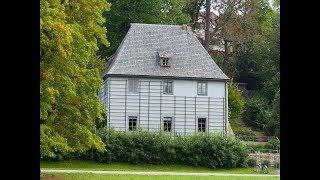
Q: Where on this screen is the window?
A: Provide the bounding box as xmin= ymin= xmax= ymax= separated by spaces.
xmin=198 ymin=118 xmax=206 ymax=132
xmin=128 ymin=79 xmax=139 ymax=94
xmin=163 ymin=117 xmax=172 ymax=132
xmin=161 ymin=58 xmax=170 ymax=66
xmin=163 ymin=80 xmax=173 ymax=94
xmin=157 ymin=50 xmax=171 ymax=67
xmin=197 ymin=82 xmax=207 ymax=95
xmin=129 ymin=116 xmax=137 ymax=131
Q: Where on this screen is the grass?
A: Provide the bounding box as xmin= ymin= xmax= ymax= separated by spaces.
xmin=41 ymin=160 xmax=277 ymax=174
xmin=42 ymin=173 xmax=280 ymax=180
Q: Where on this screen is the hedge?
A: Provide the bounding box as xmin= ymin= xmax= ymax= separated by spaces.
xmin=81 ymin=129 xmax=249 ymax=168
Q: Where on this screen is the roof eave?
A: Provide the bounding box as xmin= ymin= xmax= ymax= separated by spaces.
xmin=103 ymin=74 xmax=229 ymax=82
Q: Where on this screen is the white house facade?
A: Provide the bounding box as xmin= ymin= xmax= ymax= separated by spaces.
xmin=99 ymin=23 xmax=229 ymax=135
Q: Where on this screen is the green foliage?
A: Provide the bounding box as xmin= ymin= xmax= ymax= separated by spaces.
xmin=245 ymin=143 xmax=266 ymax=153
xmin=245 ymin=138 xmax=279 ymax=153
xmin=265 ymin=138 xmax=280 ymax=150
xmin=246 ymin=157 xmax=257 ymax=167
xmin=262 ymin=159 xmax=270 ymax=167
xmin=268 ymin=90 xmax=280 ymax=138
xmin=243 ymin=95 xmax=273 ymax=130
xmin=228 ymin=119 xmax=256 ymax=141
xmin=99 ymin=0 xmax=191 ymax=57
xmin=228 ymin=81 xmax=245 ymax=119
xmin=243 ymin=89 xmax=279 ymax=137
xmin=83 ymin=129 xmax=248 ymax=168
xmin=234 ymin=2 xmax=279 ymax=91
xmin=233 ymin=128 xmax=256 ymax=141
xmin=40 ymin=0 xmax=111 ymax=158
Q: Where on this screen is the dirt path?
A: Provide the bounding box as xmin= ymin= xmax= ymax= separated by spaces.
xmin=41 ymin=169 xmax=280 ymax=177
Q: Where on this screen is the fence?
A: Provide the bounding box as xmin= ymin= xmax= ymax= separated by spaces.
xmin=99 ymin=79 xmax=228 ymax=135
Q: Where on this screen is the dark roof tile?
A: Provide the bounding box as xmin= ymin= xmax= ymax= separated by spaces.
xmin=103 ymin=23 xmax=228 ymax=80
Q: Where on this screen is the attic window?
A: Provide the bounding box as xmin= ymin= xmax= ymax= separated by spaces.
xmin=161 ymin=58 xmax=170 ymax=66
xmin=157 ymin=50 xmax=171 ymax=67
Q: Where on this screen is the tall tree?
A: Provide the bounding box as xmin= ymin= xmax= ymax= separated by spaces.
xmin=234 ymin=1 xmax=279 ymax=92
xmin=98 ymin=0 xmax=191 ymax=57
xmin=40 ymin=0 xmax=111 ymax=158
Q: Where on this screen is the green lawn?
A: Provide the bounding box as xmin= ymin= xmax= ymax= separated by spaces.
xmin=41 ymin=160 xmax=277 ymax=174
xmin=43 ymin=173 xmax=280 ymax=180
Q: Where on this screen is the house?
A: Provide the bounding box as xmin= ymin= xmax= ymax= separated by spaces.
xmin=99 ymin=23 xmax=229 ymax=135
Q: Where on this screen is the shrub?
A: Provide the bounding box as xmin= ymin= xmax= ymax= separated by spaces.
xmin=265 ymin=138 xmax=280 ymax=150
xmin=269 ymin=90 xmax=280 ymax=138
xmin=243 ymin=95 xmax=272 ymax=130
xmin=83 ymin=129 xmax=249 ymax=168
xmin=246 ymin=157 xmax=257 ymax=167
xmin=228 ymin=81 xmax=245 ymax=119
xmin=261 ymin=159 xmax=270 ymax=167
xmin=265 ymin=120 xmax=279 ymax=137
xmin=174 ymin=134 xmax=248 ymax=168
xmin=245 ymin=143 xmax=265 ymax=153
xmin=233 ymin=128 xmax=256 ymax=141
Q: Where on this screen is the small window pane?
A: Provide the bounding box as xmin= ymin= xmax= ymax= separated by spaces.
xmin=129 ymin=116 xmax=137 ymax=131
xmin=197 ymin=82 xmax=207 ymax=95
xmin=161 ymin=58 xmax=170 ymax=66
xmin=198 ymin=118 xmax=206 ymax=132
xmin=128 ymin=79 xmax=139 ymax=94
xmin=163 ymin=117 xmax=172 ymax=132
xmin=163 ymin=81 xmax=173 ymax=94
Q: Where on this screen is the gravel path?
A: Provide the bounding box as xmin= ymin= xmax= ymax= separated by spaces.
xmin=41 ymin=169 xmax=280 ymax=177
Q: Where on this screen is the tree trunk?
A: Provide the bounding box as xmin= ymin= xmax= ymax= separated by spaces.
xmin=204 ymin=0 xmax=210 ymax=51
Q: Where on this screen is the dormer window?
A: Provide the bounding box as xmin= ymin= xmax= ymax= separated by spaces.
xmin=157 ymin=49 xmax=171 ymax=67
xmin=161 ymin=58 xmax=170 ymax=66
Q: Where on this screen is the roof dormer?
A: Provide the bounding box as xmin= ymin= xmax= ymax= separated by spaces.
xmin=157 ymin=49 xmax=171 ymax=67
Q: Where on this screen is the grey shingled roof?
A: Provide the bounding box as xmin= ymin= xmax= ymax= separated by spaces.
xmin=103 ymin=23 xmax=228 ymax=81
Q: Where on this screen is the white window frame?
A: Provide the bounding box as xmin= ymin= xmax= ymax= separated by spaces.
xmin=197 ymin=81 xmax=207 ymax=96
xmin=161 ymin=58 xmax=170 ymax=67
xmin=163 ymin=117 xmax=172 ymax=132
xmin=198 ymin=117 xmax=207 ymax=132
xmin=128 ymin=79 xmax=139 ymax=94
xmin=163 ymin=80 xmax=173 ymax=95
xmin=128 ymin=116 xmax=137 ymax=131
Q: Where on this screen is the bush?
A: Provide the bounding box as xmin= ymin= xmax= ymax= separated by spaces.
xmin=265 ymin=120 xmax=279 ymax=136
xmin=261 ymin=159 xmax=270 ymax=167
xmin=243 ymin=95 xmax=273 ymax=130
xmin=270 ymin=90 xmax=280 ymax=138
xmin=245 ymin=143 xmax=266 ymax=153
xmin=246 ymin=157 xmax=257 ymax=167
xmin=82 ymin=129 xmax=249 ymax=168
xmin=174 ymin=134 xmax=248 ymax=168
xmin=233 ymin=128 xmax=256 ymax=141
xmin=228 ymin=81 xmax=245 ymax=119
xmin=274 ymin=161 xmax=280 ymax=168
xmin=265 ymin=138 xmax=280 ymax=150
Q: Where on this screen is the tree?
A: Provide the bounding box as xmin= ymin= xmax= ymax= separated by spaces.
xmin=228 ymin=80 xmax=245 ymax=119
xmin=98 ymin=0 xmax=191 ymax=57
xmin=40 ymin=0 xmax=111 ymax=158
xmin=234 ymin=2 xmax=279 ymax=93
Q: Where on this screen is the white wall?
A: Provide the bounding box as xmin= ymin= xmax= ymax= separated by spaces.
xmin=100 ymin=77 xmax=227 ymax=135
